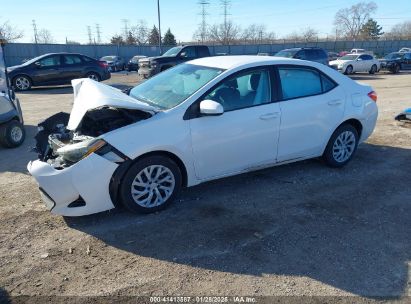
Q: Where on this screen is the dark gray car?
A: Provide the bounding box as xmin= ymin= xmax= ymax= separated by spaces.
xmin=274 ymin=47 xmax=329 ymax=65
xmin=100 ymin=55 xmax=126 ymax=72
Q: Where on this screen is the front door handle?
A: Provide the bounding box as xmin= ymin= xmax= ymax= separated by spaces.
xmin=328 ymin=100 xmax=342 ymax=106
xmin=260 ymin=112 xmax=279 ymax=120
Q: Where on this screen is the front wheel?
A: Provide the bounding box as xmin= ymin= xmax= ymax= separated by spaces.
xmin=369 ymin=64 xmax=377 ymax=74
xmin=323 ymin=124 xmax=359 ymax=168
xmin=13 ymin=75 xmax=31 ymax=91
xmin=0 ymin=120 xmax=26 ymax=148
xmin=120 ymin=155 xmax=182 ymax=213
xmin=392 ymin=64 xmax=400 ymax=74
xmin=344 ymin=65 xmax=353 ymax=75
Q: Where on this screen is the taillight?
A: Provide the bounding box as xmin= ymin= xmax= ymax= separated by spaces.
xmin=98 ymin=61 xmax=108 ymax=68
xmin=368 ymin=91 xmax=377 ymax=102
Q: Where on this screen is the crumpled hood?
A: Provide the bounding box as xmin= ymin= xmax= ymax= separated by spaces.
xmin=67 ymin=78 xmax=157 ymax=130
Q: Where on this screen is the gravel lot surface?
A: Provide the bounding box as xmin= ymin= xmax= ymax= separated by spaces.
xmin=0 ymin=70 xmax=410 ymax=302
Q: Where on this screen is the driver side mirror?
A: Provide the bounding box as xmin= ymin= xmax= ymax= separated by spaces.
xmin=180 ymin=51 xmax=187 ymax=58
xmin=199 ymin=99 xmax=224 ymax=116
xmin=357 ymin=58 xmax=362 ymax=61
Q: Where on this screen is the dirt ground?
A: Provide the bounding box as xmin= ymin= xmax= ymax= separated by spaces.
xmin=0 ymin=70 xmax=410 ymax=302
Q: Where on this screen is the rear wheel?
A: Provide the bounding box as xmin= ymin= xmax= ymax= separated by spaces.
xmin=392 ymin=64 xmax=400 ymax=74
xmin=120 ymin=155 xmax=182 ymax=214
xmin=86 ymin=72 xmax=101 ymax=81
xmin=0 ymin=120 xmax=25 ymax=148
xmin=323 ymin=124 xmax=359 ymax=168
xmin=13 ymin=75 xmax=31 ymax=91
xmin=369 ymin=64 xmax=377 ymax=74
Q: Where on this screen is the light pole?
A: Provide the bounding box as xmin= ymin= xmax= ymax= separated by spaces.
xmin=157 ymin=0 xmax=162 ymax=55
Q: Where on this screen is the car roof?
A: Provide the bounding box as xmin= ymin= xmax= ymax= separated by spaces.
xmin=189 ymin=55 xmax=316 ymax=70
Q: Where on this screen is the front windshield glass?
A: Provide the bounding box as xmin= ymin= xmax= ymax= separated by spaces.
xmin=20 ymin=55 xmax=45 ymax=66
xmin=101 ymin=56 xmax=115 ymax=61
xmin=340 ymin=55 xmax=359 ymax=60
xmin=385 ymin=53 xmax=403 ymax=60
xmin=129 ymin=63 xmax=224 ymax=110
xmin=274 ymin=50 xmax=298 ymax=58
xmin=162 ymin=47 xmax=182 ymax=57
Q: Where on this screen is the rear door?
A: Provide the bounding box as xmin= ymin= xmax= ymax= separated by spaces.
xmin=61 ymin=54 xmax=85 ymax=81
xmin=403 ymin=53 xmax=411 ymax=69
xmin=276 ymin=65 xmax=345 ymax=162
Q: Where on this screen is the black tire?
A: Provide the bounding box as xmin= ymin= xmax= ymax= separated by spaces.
xmin=344 ymin=65 xmax=353 ymax=75
xmin=13 ymin=75 xmax=32 ymax=91
xmin=119 ymin=155 xmax=182 ymax=214
xmin=369 ymin=64 xmax=377 ymax=74
xmin=86 ymin=72 xmax=101 ymax=82
xmin=392 ymin=64 xmax=400 ymax=74
xmin=323 ymin=124 xmax=359 ymax=168
xmin=0 ymin=120 xmax=25 ymax=148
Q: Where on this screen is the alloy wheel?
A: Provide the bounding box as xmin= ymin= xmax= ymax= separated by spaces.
xmin=130 ymin=165 xmax=176 ymax=208
xmin=10 ymin=126 xmax=23 ymax=143
xmin=88 ymin=74 xmax=99 ymax=81
xmin=332 ymin=131 xmax=356 ymax=163
xmin=15 ymin=77 xmax=30 ymax=90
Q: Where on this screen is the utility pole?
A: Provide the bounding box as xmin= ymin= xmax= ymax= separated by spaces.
xmin=157 ymin=0 xmax=162 ymax=54
xmin=87 ymin=26 xmax=93 ymax=44
xmin=220 ymin=0 xmax=231 ymax=44
xmin=95 ymin=24 xmax=102 ymax=44
xmin=198 ymin=0 xmax=210 ymax=43
xmin=32 ymin=20 xmax=38 ymax=44
xmin=121 ymin=19 xmax=129 ymax=39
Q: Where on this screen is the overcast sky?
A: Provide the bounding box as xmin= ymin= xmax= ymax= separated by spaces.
xmin=2 ymin=0 xmax=411 ymax=44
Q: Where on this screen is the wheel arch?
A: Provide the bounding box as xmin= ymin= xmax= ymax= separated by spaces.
xmin=108 ymin=150 xmax=188 ymax=208
xmin=341 ymin=118 xmax=363 ymax=138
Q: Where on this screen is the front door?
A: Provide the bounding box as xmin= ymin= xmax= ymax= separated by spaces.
xmin=189 ymin=67 xmax=281 ymax=180
xmin=31 ymin=55 xmax=63 ymax=85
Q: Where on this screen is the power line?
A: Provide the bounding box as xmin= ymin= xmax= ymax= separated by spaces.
xmin=87 ymin=26 xmax=93 ymax=44
xmin=95 ymin=24 xmax=102 ymax=44
xmin=220 ymin=0 xmax=231 ymax=30
xmin=198 ymin=0 xmax=210 ymax=42
xmin=121 ymin=19 xmax=129 ymax=38
xmin=32 ymin=20 xmax=38 ymax=44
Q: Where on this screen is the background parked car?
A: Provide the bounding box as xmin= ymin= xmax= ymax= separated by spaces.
xmin=274 ymin=47 xmax=329 ymax=65
xmin=7 ymin=53 xmax=110 ymax=91
xmin=399 ymin=47 xmax=411 ymax=53
xmin=329 ymin=53 xmax=380 ymax=75
xmin=127 ymin=55 xmax=147 ymax=71
xmin=100 ymin=55 xmax=126 ymax=72
xmin=380 ymin=52 xmax=411 ymax=73
xmin=328 ymin=51 xmax=339 ymax=61
xmin=138 ymin=45 xmax=210 ymax=78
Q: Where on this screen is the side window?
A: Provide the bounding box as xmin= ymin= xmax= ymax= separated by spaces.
xmin=181 ymin=47 xmax=197 ymax=59
xmin=359 ymin=55 xmax=367 ymax=60
xmin=39 ymin=55 xmax=61 ymax=67
xmin=278 ymin=67 xmax=322 ymax=99
xmin=317 ymin=49 xmax=327 ymax=59
xmin=63 ymin=55 xmax=82 ymax=65
xmin=205 ymin=69 xmax=271 ymax=112
xmin=197 ymin=47 xmax=209 ymax=57
xmin=404 ymin=53 xmax=411 ymax=60
xmin=321 ymin=74 xmax=337 ymax=93
xmin=82 ymin=56 xmax=93 ymax=62
xmin=295 ymin=50 xmax=306 ymax=60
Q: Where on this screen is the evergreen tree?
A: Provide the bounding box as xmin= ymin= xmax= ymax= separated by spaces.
xmin=126 ymin=31 xmax=137 ymax=45
xmin=148 ymin=25 xmax=160 ymax=45
xmin=110 ymin=35 xmax=124 ymax=45
xmin=163 ymin=28 xmax=177 ymax=45
xmin=360 ymin=18 xmax=384 ymax=40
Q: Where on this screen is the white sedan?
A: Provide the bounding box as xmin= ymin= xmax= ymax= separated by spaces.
xmin=330 ymin=53 xmax=381 ymax=75
xmin=28 ymin=56 xmax=378 ymax=216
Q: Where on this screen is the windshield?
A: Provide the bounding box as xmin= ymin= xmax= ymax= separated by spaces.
xmin=101 ymin=56 xmax=116 ymax=61
xmin=129 ymin=63 xmax=224 ymax=110
xmin=340 ymin=55 xmax=359 ymax=60
xmin=162 ymin=47 xmax=182 ymax=57
xmin=19 ymin=55 xmax=46 ymax=66
xmin=274 ymin=50 xmax=298 ymax=58
xmin=385 ymin=52 xmax=403 ymax=60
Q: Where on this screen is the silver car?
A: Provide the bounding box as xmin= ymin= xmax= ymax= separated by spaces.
xmin=100 ymin=55 xmax=126 ymax=72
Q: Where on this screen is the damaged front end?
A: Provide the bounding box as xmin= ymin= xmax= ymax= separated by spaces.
xmin=28 ymin=78 xmax=157 ymax=216
xmin=395 ymin=108 xmax=411 ymax=123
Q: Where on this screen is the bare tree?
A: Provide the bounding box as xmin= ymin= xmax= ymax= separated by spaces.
xmin=36 ymin=29 xmax=55 ymax=44
xmin=385 ymin=21 xmax=411 ymax=39
xmin=0 ymin=20 xmax=23 ymax=42
xmin=301 ymin=27 xmax=319 ymax=42
xmin=129 ymin=20 xmax=150 ymax=45
xmin=334 ymin=1 xmax=377 ymax=39
xmin=209 ymin=21 xmax=240 ymax=44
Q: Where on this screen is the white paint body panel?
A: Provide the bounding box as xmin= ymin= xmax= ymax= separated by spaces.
xmin=330 ymin=57 xmax=381 ymax=73
xmin=28 ymin=56 xmax=378 ymax=216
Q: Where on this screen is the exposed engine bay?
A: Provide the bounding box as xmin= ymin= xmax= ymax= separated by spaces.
xmin=35 ymin=107 xmax=151 ymax=167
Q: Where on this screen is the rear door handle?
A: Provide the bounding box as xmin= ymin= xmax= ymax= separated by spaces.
xmin=259 ymin=112 xmax=279 ymax=120
xmin=328 ymin=100 xmax=342 ymax=106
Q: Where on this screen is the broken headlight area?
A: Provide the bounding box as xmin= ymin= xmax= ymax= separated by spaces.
xmin=34 ymin=107 xmax=151 ymax=167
